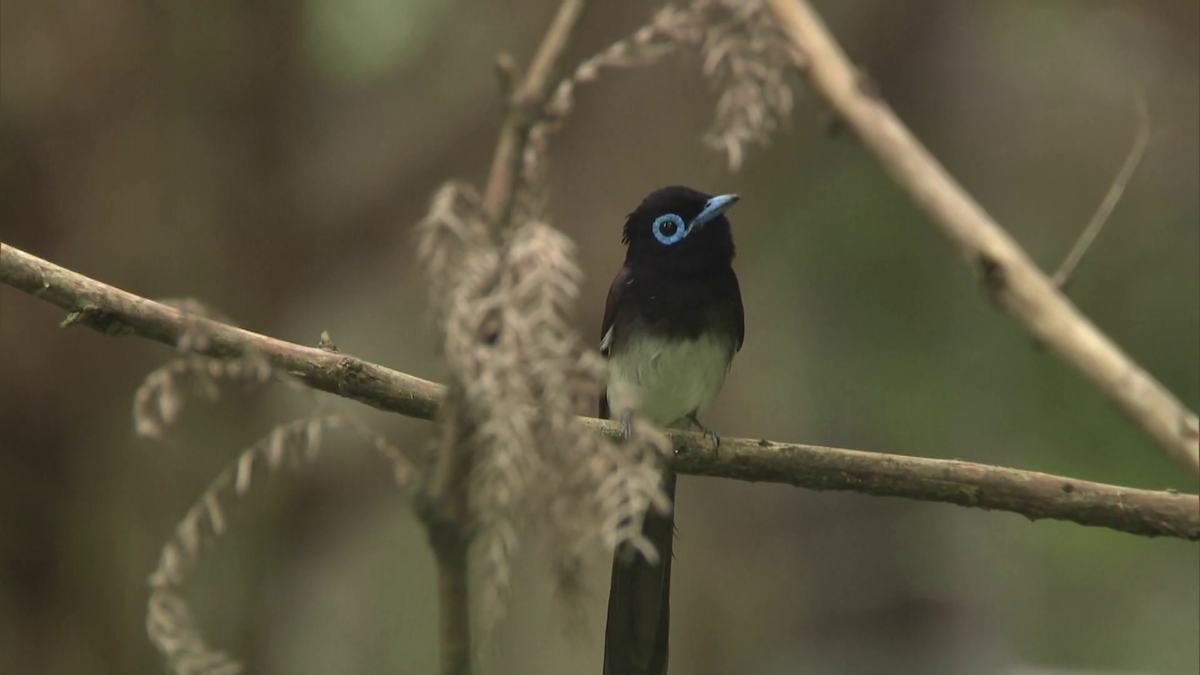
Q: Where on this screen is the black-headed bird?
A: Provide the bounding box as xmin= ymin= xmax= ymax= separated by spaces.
xmin=600 ymin=185 xmax=744 ymax=675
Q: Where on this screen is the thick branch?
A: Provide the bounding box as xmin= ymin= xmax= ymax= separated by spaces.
xmin=766 ymin=0 xmax=1200 ymax=474
xmin=3 ymin=243 xmax=1197 ymax=540
xmin=0 ymin=242 xmax=444 ymax=420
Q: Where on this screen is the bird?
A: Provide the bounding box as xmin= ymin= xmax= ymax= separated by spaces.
xmin=599 ymin=185 xmax=744 ymax=675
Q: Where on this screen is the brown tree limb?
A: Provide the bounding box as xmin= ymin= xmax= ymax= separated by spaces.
xmin=765 ymin=0 xmax=1200 ymax=475
xmin=658 ymin=426 xmax=1198 ymax=541
xmin=3 ymin=242 xmax=1197 ymax=541
xmin=0 ymin=243 xmax=444 ymax=419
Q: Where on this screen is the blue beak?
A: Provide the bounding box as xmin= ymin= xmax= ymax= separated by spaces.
xmin=689 ymin=193 xmax=740 ymax=230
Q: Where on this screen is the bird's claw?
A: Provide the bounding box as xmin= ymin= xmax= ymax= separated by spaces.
xmin=705 ymin=429 xmax=721 ymax=452
xmin=687 ymin=413 xmax=721 ymax=453
xmin=621 ymin=411 xmax=635 ymax=442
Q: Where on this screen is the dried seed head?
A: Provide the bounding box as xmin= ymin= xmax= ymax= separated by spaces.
xmin=144 ymin=415 xmax=413 ymax=675
xmin=521 ymin=0 xmax=805 ymax=217
xmin=696 ymin=0 xmax=806 ymax=170
xmin=414 ymin=181 xmax=489 ymax=323
xmin=418 ymin=186 xmax=674 ymax=636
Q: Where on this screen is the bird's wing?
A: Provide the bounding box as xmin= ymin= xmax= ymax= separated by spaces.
xmin=600 ymin=265 xmax=633 ymax=357
xmin=598 ymin=265 xmax=633 ymax=419
xmin=731 ymin=270 xmax=745 ymax=352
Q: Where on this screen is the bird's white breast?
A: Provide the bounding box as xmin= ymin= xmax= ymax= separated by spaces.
xmin=605 ymin=333 xmax=733 ymax=428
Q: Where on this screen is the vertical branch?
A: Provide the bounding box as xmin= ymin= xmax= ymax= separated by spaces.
xmin=480 ymin=0 xmax=590 ymax=231
xmin=418 ymin=393 xmax=477 ymax=675
xmin=428 ymin=508 xmax=472 ymax=675
xmin=431 ymin=0 xmax=591 ymax=510
xmin=419 ymin=3 xmax=593 ymax=673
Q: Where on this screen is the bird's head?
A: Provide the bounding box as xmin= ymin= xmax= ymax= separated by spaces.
xmin=622 ymin=185 xmax=739 ymax=270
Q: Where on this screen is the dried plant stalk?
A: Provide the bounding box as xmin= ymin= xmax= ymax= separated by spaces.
xmin=520 ymin=0 xmax=805 ymax=217
xmin=146 ymin=414 xmax=413 ymax=675
xmin=417 ymin=186 xmax=673 ymax=639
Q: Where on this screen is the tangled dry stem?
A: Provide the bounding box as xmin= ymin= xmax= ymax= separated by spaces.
xmin=133 ymin=313 xmax=416 ymax=675
xmin=142 ymin=403 xmax=413 ymax=675
xmin=520 ymin=0 xmax=804 ymax=219
xmin=461 ymin=3 xmax=804 ymax=626
xmin=410 ymin=0 xmax=814 ymax=643
xmin=417 ymin=185 xmax=674 ymax=635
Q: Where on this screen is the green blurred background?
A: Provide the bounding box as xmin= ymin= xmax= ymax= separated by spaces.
xmin=1 ymin=1 xmax=1197 ymax=674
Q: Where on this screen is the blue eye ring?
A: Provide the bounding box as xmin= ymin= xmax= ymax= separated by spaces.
xmin=651 ymin=213 xmax=688 ymax=245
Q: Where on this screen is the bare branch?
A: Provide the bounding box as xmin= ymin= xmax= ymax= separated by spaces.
xmin=415 ymin=1 xmax=601 ymax=662
xmin=521 ymin=0 xmax=806 ymax=208
xmin=657 ymin=426 xmax=1199 ymax=540
xmin=3 ymin=243 xmax=1196 ymax=540
xmin=423 ymin=496 xmax=473 ymax=675
xmin=480 ymin=0 xmax=590 ymax=232
xmin=1053 ymin=97 xmax=1152 ymax=289
xmin=0 ymin=243 xmax=444 ymax=419
xmin=765 ymin=0 xmax=1200 ymax=474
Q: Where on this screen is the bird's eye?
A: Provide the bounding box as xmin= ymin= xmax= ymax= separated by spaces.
xmin=651 ymin=213 xmax=688 ymax=245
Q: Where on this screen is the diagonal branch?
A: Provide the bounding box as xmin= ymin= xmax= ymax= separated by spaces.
xmin=765 ymin=0 xmax=1200 ymax=475
xmin=0 ymin=243 xmax=445 ymax=420
xmin=3 ymin=242 xmax=1196 ymax=541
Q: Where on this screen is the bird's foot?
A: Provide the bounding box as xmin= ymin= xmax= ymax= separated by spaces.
xmin=687 ymin=413 xmax=721 ymax=453
xmin=621 ymin=410 xmax=635 ymax=442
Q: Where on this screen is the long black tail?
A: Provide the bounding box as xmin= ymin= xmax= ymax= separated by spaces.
xmin=602 ymin=470 xmax=676 ymax=675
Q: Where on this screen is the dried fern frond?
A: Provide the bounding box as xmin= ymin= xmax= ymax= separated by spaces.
xmin=137 ymin=299 xmax=419 ymax=674
xmin=154 ymin=297 xmax=241 ymax=353
xmin=133 ymin=301 xmax=359 ymax=445
xmin=413 ymin=0 xmax=802 ymax=649
xmin=417 ymin=186 xmax=673 ymax=637
xmin=133 ymin=297 xmax=286 ymax=439
xmin=133 ymin=355 xmax=275 ymax=440
xmin=695 ymin=0 xmax=806 ymax=170
xmin=136 ymin=1 xmax=808 ymax=663
xmin=521 ymin=5 xmax=707 ymax=218
xmin=520 ymin=0 xmax=805 ymax=218
xmin=414 ymin=181 xmax=489 ymax=324
xmin=146 ymin=415 xmax=413 ymax=675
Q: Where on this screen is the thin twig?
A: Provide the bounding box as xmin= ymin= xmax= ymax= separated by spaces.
xmin=426 ymin=0 xmax=590 ymax=515
xmin=426 ymin=509 xmax=473 ymax=675
xmin=479 ymin=0 xmax=590 ymax=232
xmin=2 ymin=242 xmax=1196 ymax=539
xmin=1052 ymin=97 xmax=1152 ymax=289
xmin=420 ymin=2 xmax=593 ymax=669
xmin=765 ymin=0 xmax=1200 ymax=474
